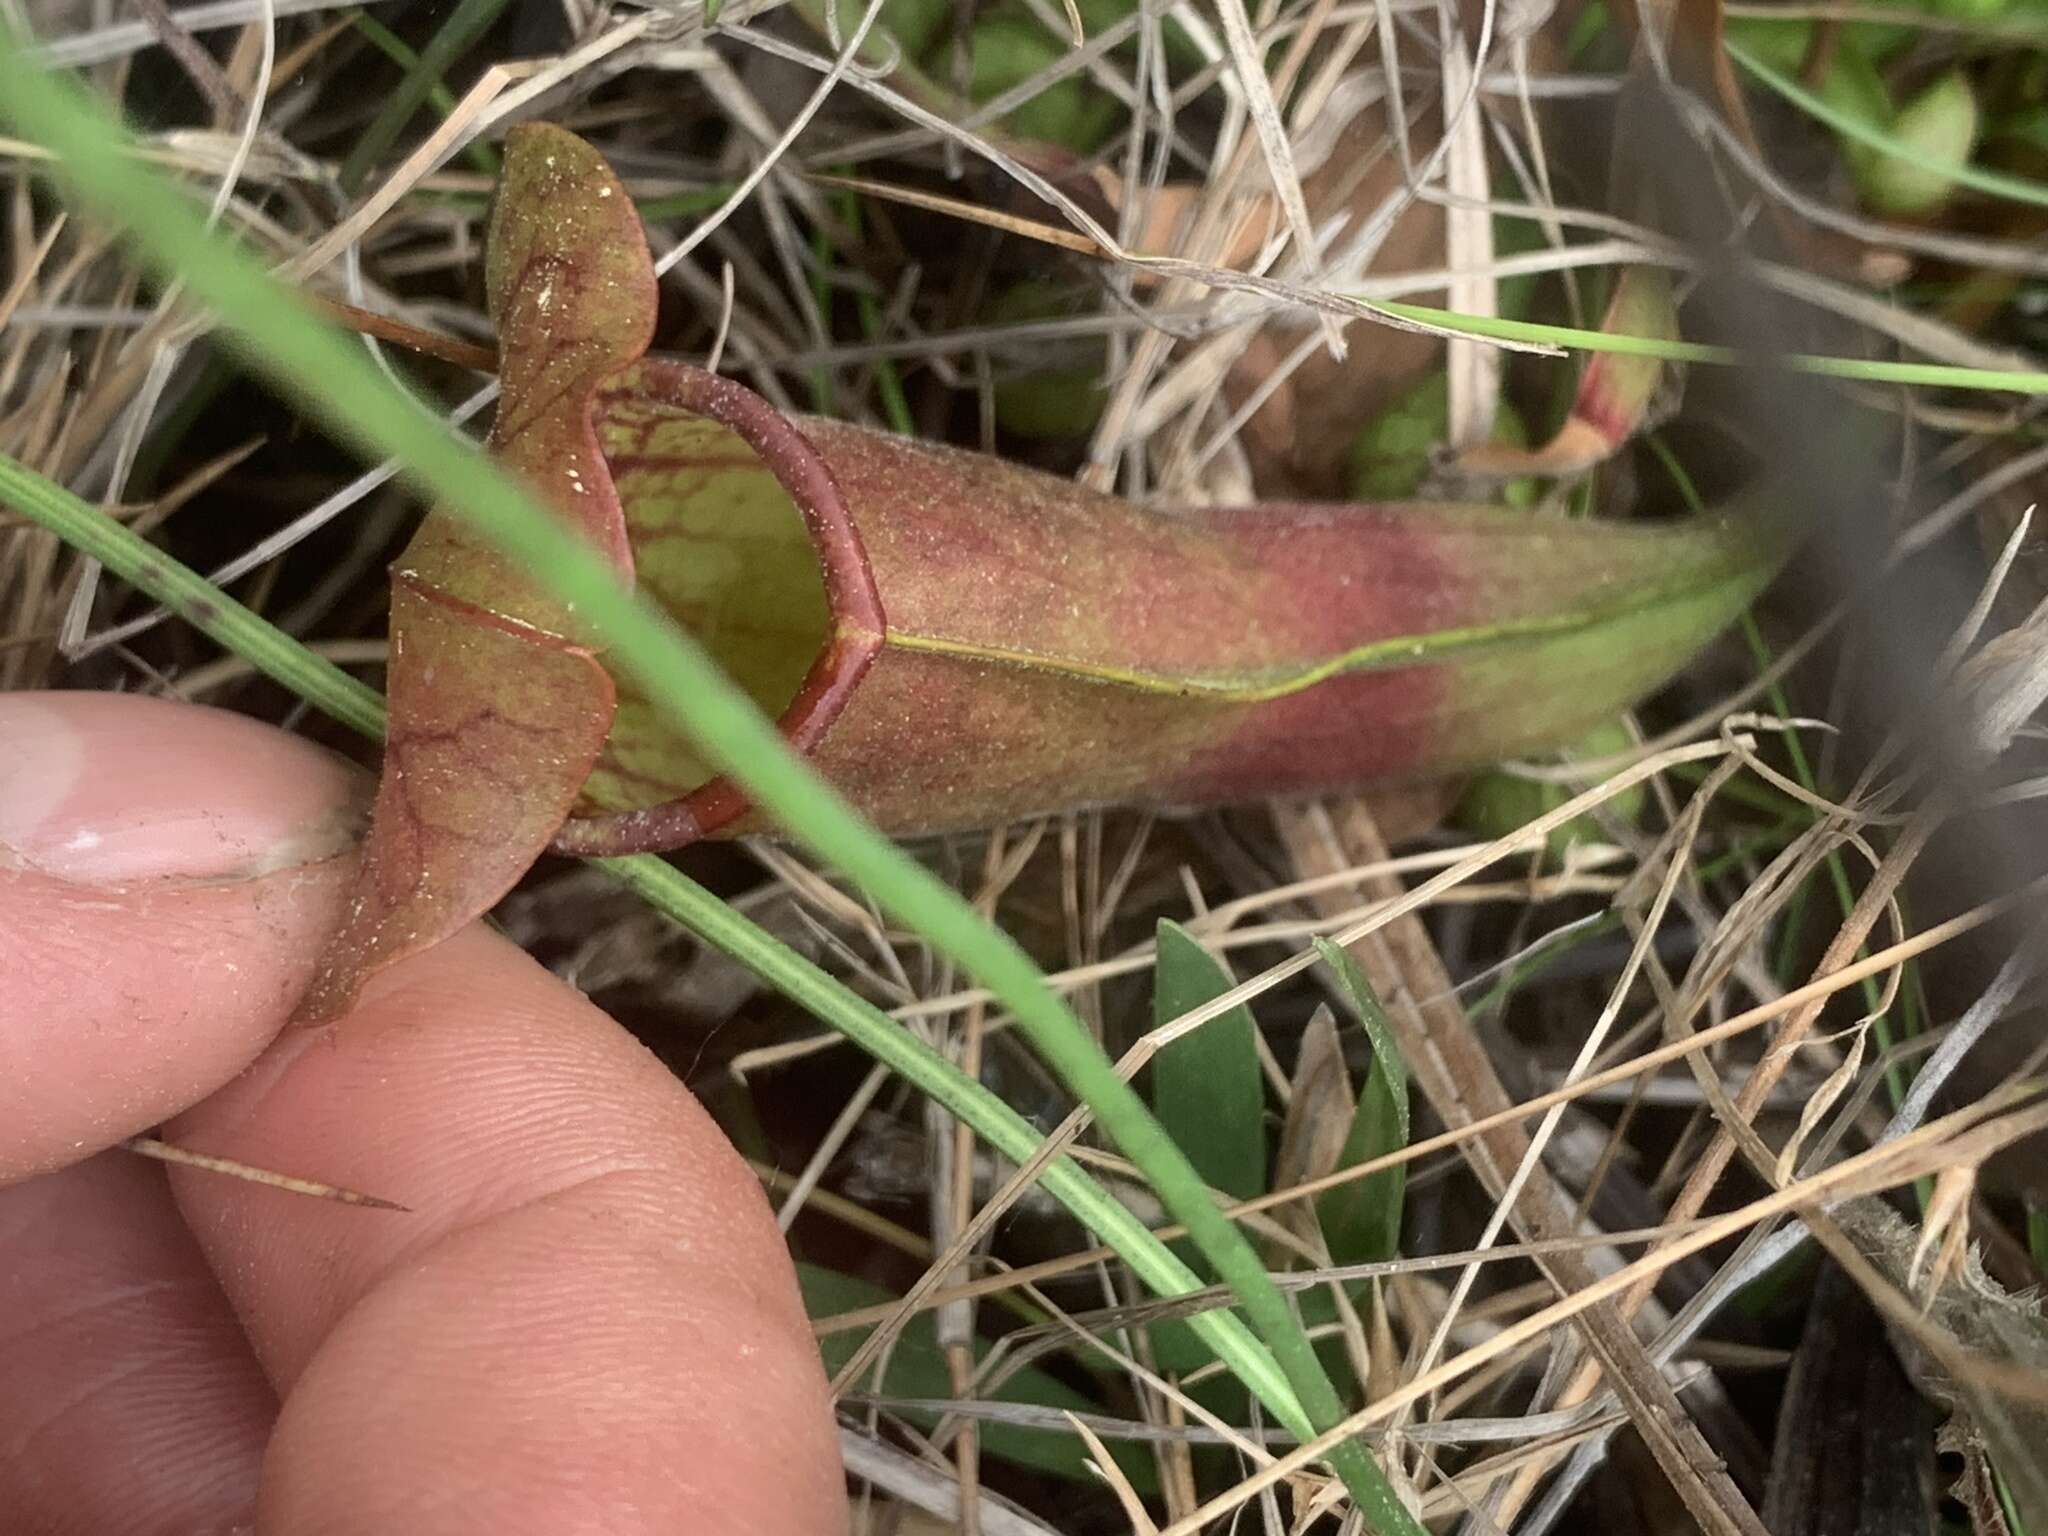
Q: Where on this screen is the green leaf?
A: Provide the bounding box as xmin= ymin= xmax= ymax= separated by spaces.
xmin=802 ymin=1264 xmax=1156 ymax=1489
xmin=1730 ymin=41 xmax=2039 ymax=209
xmin=1851 ymin=69 xmax=1982 ymax=217
xmin=969 ymin=11 xmax=1122 ymax=151
xmin=1454 ymin=716 xmax=1648 ymax=865
xmin=1151 ymin=920 xmax=1268 ymax=1203
xmin=1312 ymin=939 xmax=1410 ymax=1269
xmin=1146 ymin=921 xmax=1268 ymax=1384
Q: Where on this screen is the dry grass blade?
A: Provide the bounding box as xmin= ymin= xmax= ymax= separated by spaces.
xmin=1158 ymin=1090 xmax=2048 ymax=1534
xmin=27 ymin=0 xmax=382 ymax=67
xmin=837 ymin=1428 xmax=1064 ymax=1536
xmin=1207 ymin=0 xmax=1337 ymax=353
xmin=1069 ymin=1413 xmax=1161 ymax=1533
xmin=1397 ymin=760 xmax=1736 ymax=1410
xmin=805 ymin=171 xmax=1105 ymax=256
xmin=119 ymin=1135 xmax=408 ymax=1209
xmin=811 ymin=1218 xmax=1728 ymax=1339
xmin=1439 ymin=15 xmax=1498 ymax=449
xmin=1277 ymin=795 xmax=1772 ymax=1536
xmin=775 ymin=858 xmax=2031 ymax=1245
xmin=1139 ymin=740 xmax=1734 ymax=1039
xmin=804 ymin=172 xmax=1563 ymax=352
xmin=131 ymin=0 xmax=244 ymax=122
xmin=1518 ymin=592 xmax=2048 ymax=1511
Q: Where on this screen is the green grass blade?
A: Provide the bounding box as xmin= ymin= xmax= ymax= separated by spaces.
xmin=1726 ymin=41 xmax=2048 ymax=211
xmin=338 ymin=0 xmax=514 ymax=192
xmin=1369 ymin=299 xmax=2048 ymax=395
xmin=604 ymin=859 xmax=1323 ymax=1435
xmin=347 ymin=10 xmax=501 ymax=179
xmin=0 ymin=457 xmax=387 ymax=739
xmin=0 ymin=55 xmax=1423 ymax=1526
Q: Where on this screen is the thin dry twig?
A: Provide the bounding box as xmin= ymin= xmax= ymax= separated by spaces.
xmin=120 ymin=1135 xmax=408 ymax=1209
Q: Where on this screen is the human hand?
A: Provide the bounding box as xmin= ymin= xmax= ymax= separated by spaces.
xmin=0 ymin=692 xmax=845 ymax=1535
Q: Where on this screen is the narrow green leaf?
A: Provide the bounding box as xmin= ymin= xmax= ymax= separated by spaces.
xmin=346 ymin=11 xmax=500 ymax=177
xmin=1146 ymin=920 xmax=1266 ymax=1383
xmin=339 ymin=0 xmax=515 ymax=193
xmin=1313 ymin=939 xmax=1410 ymax=1269
xmin=1152 ymin=920 xmax=1267 ymax=1203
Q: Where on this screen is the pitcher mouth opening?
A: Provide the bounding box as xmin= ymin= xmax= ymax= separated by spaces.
xmin=549 ymin=360 xmax=885 ymax=856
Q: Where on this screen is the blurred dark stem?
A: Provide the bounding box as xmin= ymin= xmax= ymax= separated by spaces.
xmin=1621 ymin=70 xmax=2048 ymax=1190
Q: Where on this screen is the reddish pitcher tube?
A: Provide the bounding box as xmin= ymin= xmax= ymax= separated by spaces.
xmin=553 ymin=358 xmax=1775 ymax=855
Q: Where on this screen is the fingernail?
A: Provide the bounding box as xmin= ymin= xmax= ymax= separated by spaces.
xmin=0 ymin=692 xmax=368 ymax=885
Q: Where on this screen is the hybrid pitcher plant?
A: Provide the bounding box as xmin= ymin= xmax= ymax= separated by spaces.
xmin=305 ymin=123 xmax=1781 ymax=1017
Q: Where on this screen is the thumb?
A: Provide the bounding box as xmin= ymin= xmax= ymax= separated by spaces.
xmin=0 ymin=691 xmax=365 ymax=1179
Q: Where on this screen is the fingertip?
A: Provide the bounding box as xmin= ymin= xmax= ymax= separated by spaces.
xmin=258 ymin=1174 xmax=847 ymax=1536
xmin=0 ymin=692 xmax=363 ymax=886
xmin=170 ymin=927 xmax=846 ymax=1535
xmin=0 ymin=859 xmax=360 ymax=1180
xmin=0 ymin=693 xmax=367 ymax=1180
